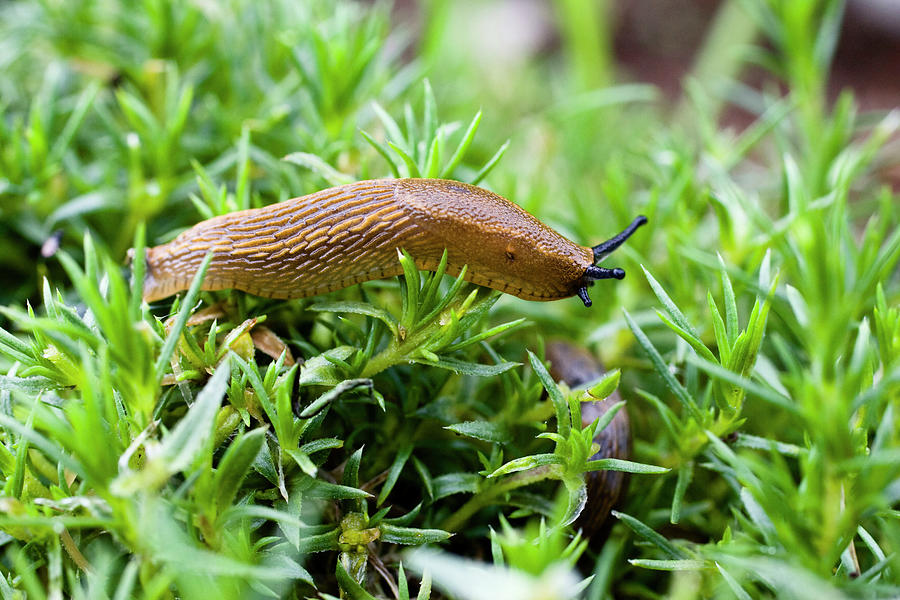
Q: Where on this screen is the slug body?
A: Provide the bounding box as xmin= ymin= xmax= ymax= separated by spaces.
xmin=143 ymin=179 xmax=645 ymax=305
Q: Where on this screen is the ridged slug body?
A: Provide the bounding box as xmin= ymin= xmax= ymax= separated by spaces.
xmin=142 ymin=178 xmax=646 ymax=305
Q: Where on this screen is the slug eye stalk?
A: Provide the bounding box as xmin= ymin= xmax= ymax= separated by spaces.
xmin=585 ymin=266 xmax=625 ymax=280
xmin=577 ymin=215 xmax=648 ymax=307
xmin=592 ymin=215 xmax=648 ymax=263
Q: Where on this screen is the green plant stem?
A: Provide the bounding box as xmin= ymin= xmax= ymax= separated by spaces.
xmin=675 ymin=0 xmax=759 ymax=125
xmin=360 ymin=339 xmax=404 ymax=379
xmin=678 ymin=413 xmax=741 ymax=465
xmin=359 ymin=293 xmax=491 ymax=378
xmin=440 ymin=465 xmax=559 ymax=533
xmin=554 ymin=0 xmax=613 ymax=91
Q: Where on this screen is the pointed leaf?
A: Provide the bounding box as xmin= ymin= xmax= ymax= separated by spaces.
xmin=161 ymin=358 xmax=231 ymax=474
xmin=445 ymin=421 xmax=512 ymax=444
xmin=214 ymin=427 xmax=266 ymax=511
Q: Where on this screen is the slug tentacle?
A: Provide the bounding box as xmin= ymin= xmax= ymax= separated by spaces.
xmin=584 ymin=266 xmax=625 ymax=281
xmin=141 ymin=178 xmax=646 ymax=306
xmin=575 ymin=215 xmax=647 ymax=306
xmin=576 ymin=286 xmax=593 ymax=307
xmin=591 ymin=215 xmax=648 ymax=262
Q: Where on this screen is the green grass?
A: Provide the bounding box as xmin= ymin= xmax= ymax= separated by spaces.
xmin=0 ymin=0 xmax=898 ymax=598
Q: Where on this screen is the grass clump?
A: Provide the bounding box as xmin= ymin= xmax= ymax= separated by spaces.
xmin=0 ymin=0 xmax=899 ymax=598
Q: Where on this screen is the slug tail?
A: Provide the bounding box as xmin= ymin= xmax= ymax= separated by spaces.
xmin=141 ymin=268 xmax=164 ymax=303
xmin=137 ymin=245 xmax=186 ymax=302
xmin=126 ymin=247 xmax=155 ymax=302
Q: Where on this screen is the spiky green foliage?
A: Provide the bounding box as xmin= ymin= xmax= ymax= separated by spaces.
xmin=0 ymin=0 xmax=898 ymax=598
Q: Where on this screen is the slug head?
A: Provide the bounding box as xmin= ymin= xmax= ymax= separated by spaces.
xmin=397 ymin=180 xmax=647 ymax=304
xmin=399 ymin=179 xmax=598 ymax=300
xmin=576 ymin=215 xmax=648 ymax=307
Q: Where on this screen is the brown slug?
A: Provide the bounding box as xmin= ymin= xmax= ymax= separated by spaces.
xmin=141 ymin=178 xmax=646 ymax=305
xmin=546 ymin=341 xmax=631 ymax=539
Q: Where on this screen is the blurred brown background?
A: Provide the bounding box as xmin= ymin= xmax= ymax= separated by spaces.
xmin=394 ymin=0 xmax=900 ymax=112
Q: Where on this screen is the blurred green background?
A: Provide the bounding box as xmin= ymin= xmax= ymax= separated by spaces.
xmin=1 ymin=0 xmax=899 ymax=598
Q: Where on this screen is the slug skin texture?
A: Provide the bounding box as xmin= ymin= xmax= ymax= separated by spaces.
xmin=142 ymin=178 xmax=598 ymax=303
